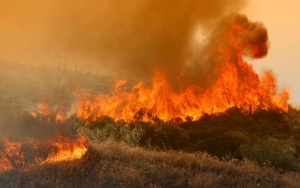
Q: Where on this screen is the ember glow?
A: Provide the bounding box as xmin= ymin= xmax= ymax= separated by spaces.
xmin=77 ymin=14 xmax=289 ymax=123
xmin=0 ymin=134 xmax=88 ymax=173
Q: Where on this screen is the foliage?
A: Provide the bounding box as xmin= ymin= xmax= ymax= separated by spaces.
xmin=136 ymin=122 xmax=190 ymax=150
xmin=71 ymin=106 xmax=300 ymax=171
xmin=194 ymin=129 xmax=248 ymax=159
xmin=73 ymin=116 xmax=145 ymax=147
xmin=240 ymin=137 xmax=300 ymax=171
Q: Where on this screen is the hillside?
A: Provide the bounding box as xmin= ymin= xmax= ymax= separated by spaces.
xmin=1 ymin=141 xmax=300 ymax=188
xmin=0 ymin=61 xmax=300 ymax=187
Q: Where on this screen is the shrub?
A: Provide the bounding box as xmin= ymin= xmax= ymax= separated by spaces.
xmin=152 ymin=122 xmax=189 ymax=150
xmin=240 ymin=137 xmax=299 ymax=171
xmin=77 ymin=117 xmax=145 ymax=147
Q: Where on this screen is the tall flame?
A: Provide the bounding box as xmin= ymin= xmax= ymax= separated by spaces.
xmin=77 ymin=69 xmax=289 ymax=123
xmin=76 ymin=14 xmax=289 ymax=123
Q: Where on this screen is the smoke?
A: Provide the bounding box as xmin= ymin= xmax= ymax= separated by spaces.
xmin=192 ymin=13 xmax=269 ymax=87
xmin=0 ymin=0 xmax=258 ymax=139
xmin=0 ymin=1 xmax=282 ymax=147
xmin=0 ymin=0 xmax=247 ymax=79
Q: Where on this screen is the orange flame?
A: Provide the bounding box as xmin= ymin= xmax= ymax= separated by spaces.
xmin=0 ymin=138 xmax=23 ymax=172
xmin=38 ymin=103 xmax=51 ymax=117
xmin=0 ymin=134 xmax=88 ymax=173
xmin=30 ymin=111 xmax=37 ymax=118
xmin=77 ymin=69 xmax=289 ymax=123
xmin=31 ymin=102 xmax=66 ymax=123
xmin=76 ymin=14 xmax=289 ymax=123
xmin=41 ymin=134 xmax=88 ymax=164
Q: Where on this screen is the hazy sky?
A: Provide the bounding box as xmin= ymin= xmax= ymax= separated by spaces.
xmin=242 ymin=0 xmax=300 ymax=104
xmin=0 ymin=0 xmax=299 ymax=104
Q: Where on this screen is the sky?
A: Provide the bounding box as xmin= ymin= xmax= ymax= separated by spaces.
xmin=242 ymin=0 xmax=300 ymax=104
xmin=0 ymin=0 xmax=299 ymax=104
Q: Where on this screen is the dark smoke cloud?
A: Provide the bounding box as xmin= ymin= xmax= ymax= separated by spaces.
xmin=0 ymin=0 xmax=246 ymax=79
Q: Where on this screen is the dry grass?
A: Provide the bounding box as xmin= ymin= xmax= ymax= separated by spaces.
xmin=0 ymin=141 xmax=299 ymax=188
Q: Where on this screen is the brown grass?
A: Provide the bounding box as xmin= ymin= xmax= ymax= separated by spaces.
xmin=0 ymin=140 xmax=299 ymax=188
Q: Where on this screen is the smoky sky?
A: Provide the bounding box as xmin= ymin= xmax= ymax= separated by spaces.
xmin=0 ymin=0 xmax=247 ymax=80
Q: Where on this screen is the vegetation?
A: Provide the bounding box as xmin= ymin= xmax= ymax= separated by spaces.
xmin=1 ymin=141 xmax=300 ymax=188
xmin=1 ymin=62 xmax=300 ymax=186
xmin=72 ymin=106 xmax=300 ymax=172
xmin=2 ymin=102 xmax=300 ymax=187
xmin=73 ymin=116 xmax=145 ymax=147
xmin=240 ymin=137 xmax=299 ymax=171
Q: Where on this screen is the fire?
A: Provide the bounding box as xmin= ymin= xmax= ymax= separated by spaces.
xmin=77 ymin=69 xmax=289 ymax=123
xmin=76 ymin=14 xmax=289 ymax=123
xmin=0 ymin=105 xmax=89 ymax=173
xmin=0 ymin=156 xmax=13 ymax=172
xmin=0 ymin=134 xmax=88 ymax=173
xmin=30 ymin=111 xmax=37 ymax=118
xmin=30 ymin=102 xmax=67 ymax=123
xmin=41 ymin=134 xmax=88 ymax=164
xmin=38 ymin=103 xmax=51 ymax=117
xmin=0 ymin=138 xmax=23 ymax=172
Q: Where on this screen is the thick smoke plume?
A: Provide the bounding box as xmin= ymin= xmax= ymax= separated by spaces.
xmin=194 ymin=13 xmax=269 ymax=87
xmin=0 ymin=0 xmax=246 ymax=80
xmin=76 ymin=14 xmax=280 ymax=124
xmin=0 ymin=1 xmax=256 ymax=139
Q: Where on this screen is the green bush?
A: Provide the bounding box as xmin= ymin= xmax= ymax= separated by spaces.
xmin=76 ymin=117 xmax=145 ymax=147
xmin=194 ymin=129 xmax=247 ymax=159
xmin=240 ymin=137 xmax=299 ymax=171
xmin=152 ymin=122 xmax=189 ymax=150
xmin=135 ymin=122 xmax=189 ymax=150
